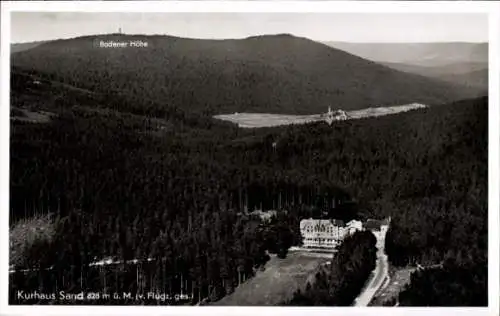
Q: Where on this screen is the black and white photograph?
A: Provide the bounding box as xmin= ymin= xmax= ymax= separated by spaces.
xmin=1 ymin=1 xmax=499 ymax=315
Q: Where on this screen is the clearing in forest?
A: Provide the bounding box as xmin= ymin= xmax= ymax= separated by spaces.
xmin=213 ymin=251 xmax=330 ymax=306
xmin=213 ymin=103 xmax=427 ymax=128
xmin=9 ymin=213 xmax=56 ymax=268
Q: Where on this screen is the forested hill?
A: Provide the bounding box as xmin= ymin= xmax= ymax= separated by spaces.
xmin=10 ymin=67 xmax=239 ymax=135
xmin=11 ymin=41 xmax=48 ymax=54
xmin=11 ymin=34 xmax=482 ymax=115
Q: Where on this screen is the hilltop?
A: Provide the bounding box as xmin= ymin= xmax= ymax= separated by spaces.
xmin=11 ymin=34 xmax=482 ymax=115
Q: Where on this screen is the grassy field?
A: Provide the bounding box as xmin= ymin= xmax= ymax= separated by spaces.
xmin=213 ymin=113 xmax=323 ymax=128
xmin=348 ymin=103 xmax=427 ymax=119
xmin=213 ymin=103 xmax=427 ymax=128
xmin=213 ymin=251 xmax=331 ymax=306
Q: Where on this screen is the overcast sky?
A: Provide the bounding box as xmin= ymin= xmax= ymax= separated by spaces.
xmin=11 ymin=12 xmax=488 ymax=44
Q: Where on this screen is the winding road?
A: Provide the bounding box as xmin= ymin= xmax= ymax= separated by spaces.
xmin=353 ymin=224 xmax=389 ymax=306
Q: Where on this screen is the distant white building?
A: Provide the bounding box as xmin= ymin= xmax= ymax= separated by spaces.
xmin=249 ymin=209 xmax=283 ymax=223
xmin=325 ymin=107 xmax=348 ymax=125
xmin=346 ymin=219 xmax=363 ymax=235
xmin=299 ymin=218 xmax=363 ymax=248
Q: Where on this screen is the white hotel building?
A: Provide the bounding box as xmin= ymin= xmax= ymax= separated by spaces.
xmin=299 ymin=218 xmax=363 ymax=249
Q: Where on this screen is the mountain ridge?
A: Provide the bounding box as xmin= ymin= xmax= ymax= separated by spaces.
xmin=12 ymin=33 xmax=483 ymax=115
xmin=323 ymin=41 xmax=488 ymax=67
xmin=380 ymin=61 xmax=488 ymax=92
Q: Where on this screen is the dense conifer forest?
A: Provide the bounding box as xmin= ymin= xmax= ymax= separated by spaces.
xmin=398 ymin=257 xmax=487 ymax=306
xmin=9 ymin=50 xmax=487 ymax=306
